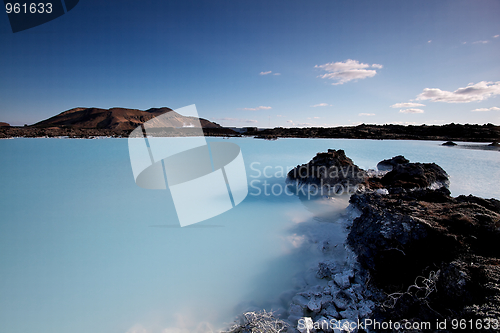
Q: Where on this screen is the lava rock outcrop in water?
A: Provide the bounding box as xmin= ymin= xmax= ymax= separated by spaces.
xmin=376 ymin=155 xmax=409 ymax=171
xmin=347 ymin=157 xmax=500 ymax=330
xmin=286 ymin=151 xmax=500 ymax=332
xmin=286 ymin=149 xmax=369 ymax=194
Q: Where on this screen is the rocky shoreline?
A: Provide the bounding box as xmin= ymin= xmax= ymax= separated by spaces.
xmin=1 ymin=121 xmax=499 ymax=142
xmin=281 ymin=151 xmax=500 ymax=332
xmin=0 ymin=126 xmax=237 ymax=139
xmin=247 ymin=124 xmax=500 ymax=143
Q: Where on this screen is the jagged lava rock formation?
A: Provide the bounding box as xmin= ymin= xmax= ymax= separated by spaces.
xmin=376 ymin=155 xmax=409 ymax=171
xmin=286 ymin=152 xmax=500 ymax=332
xmin=347 ymin=158 xmax=500 ymax=330
xmin=377 ymin=162 xmax=450 ymax=191
xmin=287 ymin=149 xmax=369 ymax=194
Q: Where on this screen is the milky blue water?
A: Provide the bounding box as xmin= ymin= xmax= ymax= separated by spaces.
xmin=0 ymin=138 xmax=498 ymax=333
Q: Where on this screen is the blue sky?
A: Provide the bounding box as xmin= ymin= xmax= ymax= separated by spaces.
xmin=1 ymin=0 xmax=499 ymax=127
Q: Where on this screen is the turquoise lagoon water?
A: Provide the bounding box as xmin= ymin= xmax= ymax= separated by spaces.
xmin=0 ymin=138 xmax=499 ymax=333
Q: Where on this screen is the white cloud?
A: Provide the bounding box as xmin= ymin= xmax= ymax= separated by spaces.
xmin=311 ymin=103 xmax=331 ymax=107
xmin=428 ymin=40 xmax=432 ymax=43
xmin=399 ymin=108 xmax=424 ymax=114
xmin=390 ymin=102 xmax=426 ymax=108
xmin=260 ymin=71 xmax=281 ymax=76
xmin=391 ymin=121 xmax=418 ymax=125
xmin=315 ymin=59 xmax=381 ymax=85
xmin=276 ymin=114 xmax=283 ymax=117
xmin=494 ymin=35 xmax=500 ymax=38
xmin=239 ymin=106 xmax=272 ymax=111
xmin=473 ymin=40 xmax=489 ymax=44
xmin=319 ymin=122 xmax=339 ymax=127
xmin=313 ymin=116 xmax=320 ymax=119
xmin=286 ymin=120 xmax=294 ymax=123
xmin=359 ymin=113 xmax=375 ymax=116
xmin=297 ymin=123 xmax=313 ymax=127
xmin=471 ymin=107 xmax=500 ymax=112
xmin=416 ymin=81 xmax=500 ymax=103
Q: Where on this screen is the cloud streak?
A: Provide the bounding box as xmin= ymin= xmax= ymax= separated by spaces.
xmin=471 ymin=107 xmax=500 ymax=112
xmin=311 ymin=103 xmax=331 ymax=107
xmin=260 ymin=71 xmax=280 ymax=76
xmin=392 ymin=121 xmax=418 ymax=125
xmin=416 ymin=81 xmax=500 ymax=103
xmin=239 ymin=106 xmax=272 ymax=111
xmin=359 ymin=113 xmax=375 ymax=116
xmin=399 ymin=109 xmax=424 ymax=114
xmin=390 ymin=102 xmax=425 ymax=108
xmin=315 ymin=59 xmax=382 ymax=85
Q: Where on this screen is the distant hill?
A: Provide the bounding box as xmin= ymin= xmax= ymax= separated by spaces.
xmin=0 ymin=122 xmax=10 ymax=127
xmin=32 ymin=107 xmax=222 ymax=131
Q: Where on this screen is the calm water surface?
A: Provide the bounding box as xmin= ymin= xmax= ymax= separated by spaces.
xmin=0 ymin=138 xmax=498 ymax=333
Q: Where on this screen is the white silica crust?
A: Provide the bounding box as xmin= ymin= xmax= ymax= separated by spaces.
xmin=287 ymin=204 xmax=375 ymax=332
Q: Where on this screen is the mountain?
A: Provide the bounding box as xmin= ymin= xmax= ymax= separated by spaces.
xmin=32 ymin=107 xmax=222 ymax=131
